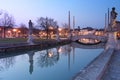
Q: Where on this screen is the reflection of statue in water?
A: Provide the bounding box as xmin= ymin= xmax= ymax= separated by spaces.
xmin=27 ymin=20 xmax=34 ymax=44
xmin=110 ymin=7 xmax=118 ymax=30
xmin=28 ymin=51 xmax=35 ymax=74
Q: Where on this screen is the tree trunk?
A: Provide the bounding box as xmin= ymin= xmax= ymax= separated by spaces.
xmin=3 ymin=27 xmax=5 ymax=38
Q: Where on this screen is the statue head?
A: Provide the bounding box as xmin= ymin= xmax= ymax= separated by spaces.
xmin=29 ymin=20 xmax=32 ymax=23
xmin=112 ymin=7 xmax=115 ymax=11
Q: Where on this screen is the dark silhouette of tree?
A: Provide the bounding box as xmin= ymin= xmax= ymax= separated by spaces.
xmin=0 ymin=12 xmax=15 ymax=38
xmin=62 ymin=23 xmax=69 ymax=37
xmin=0 ymin=10 xmax=2 ymax=15
xmin=36 ymin=49 xmax=59 ymax=68
xmin=0 ymin=57 xmax=15 ymax=71
xmin=36 ymin=17 xmax=58 ymax=39
xmin=78 ymin=26 xmax=80 ymax=31
xmin=62 ymin=23 xmax=68 ymax=29
xmin=19 ymin=23 xmax=28 ymax=38
xmin=32 ymin=28 xmax=40 ymax=37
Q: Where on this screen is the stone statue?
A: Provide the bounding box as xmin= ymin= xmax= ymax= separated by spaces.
xmin=105 ymin=7 xmax=118 ymax=50
xmin=29 ymin=20 xmax=33 ymax=34
xmin=27 ymin=20 xmax=34 ymax=44
xmin=111 ymin=7 xmax=117 ymax=19
xmin=110 ymin=7 xmax=117 ymax=28
xmin=56 ymin=26 xmax=60 ymax=42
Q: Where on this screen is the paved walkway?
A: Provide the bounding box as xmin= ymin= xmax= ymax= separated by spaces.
xmin=102 ymin=50 xmax=120 ymax=80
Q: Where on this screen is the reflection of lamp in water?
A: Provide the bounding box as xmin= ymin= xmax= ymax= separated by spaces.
xmin=56 ymin=46 xmax=60 ymax=53
xmin=48 ymin=51 xmax=53 ymax=58
xmin=28 ymin=51 xmax=34 ymax=75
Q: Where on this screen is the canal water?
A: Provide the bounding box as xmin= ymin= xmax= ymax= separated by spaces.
xmin=0 ymin=42 xmax=103 ymax=80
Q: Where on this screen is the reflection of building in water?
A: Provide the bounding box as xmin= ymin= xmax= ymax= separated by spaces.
xmin=28 ymin=51 xmax=35 ymax=75
xmin=78 ymin=38 xmax=100 ymax=44
xmin=58 ymin=45 xmax=75 ymax=70
xmin=66 ymin=45 xmax=71 ymax=70
xmin=36 ymin=49 xmax=60 ymax=68
xmin=72 ymin=47 xmax=75 ymax=64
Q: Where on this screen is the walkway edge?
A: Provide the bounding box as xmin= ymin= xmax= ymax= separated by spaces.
xmin=73 ymin=48 xmax=114 ymax=80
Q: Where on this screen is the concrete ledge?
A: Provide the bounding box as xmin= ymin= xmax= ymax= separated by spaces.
xmin=0 ymin=40 xmax=71 ymax=53
xmin=73 ymin=48 xmax=114 ymax=80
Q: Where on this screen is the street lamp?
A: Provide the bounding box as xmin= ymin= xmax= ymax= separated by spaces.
xmin=13 ymin=29 xmax=17 ymax=37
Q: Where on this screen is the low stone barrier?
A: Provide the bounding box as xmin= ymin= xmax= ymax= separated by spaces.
xmin=73 ymin=48 xmax=114 ymax=80
xmin=0 ymin=39 xmax=71 ymax=53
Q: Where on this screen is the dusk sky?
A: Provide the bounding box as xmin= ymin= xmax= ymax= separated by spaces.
xmin=0 ymin=0 xmax=120 ymax=29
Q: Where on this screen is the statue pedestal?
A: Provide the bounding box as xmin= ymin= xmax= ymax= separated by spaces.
xmin=105 ymin=32 xmax=118 ymax=50
xmin=56 ymin=34 xmax=60 ymax=42
xmin=27 ymin=35 xmax=34 ymax=45
xmin=68 ymin=33 xmax=71 ymax=40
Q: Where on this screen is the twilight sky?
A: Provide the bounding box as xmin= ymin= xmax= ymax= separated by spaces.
xmin=0 ymin=0 xmax=120 ymax=29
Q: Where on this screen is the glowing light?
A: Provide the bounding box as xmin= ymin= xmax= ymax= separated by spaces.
xmin=58 ymin=48 xmax=62 ymax=53
xmin=58 ymin=28 xmax=62 ymax=31
xmin=13 ymin=29 xmax=17 ymax=32
xmin=18 ymin=30 xmax=21 ymax=33
xmin=49 ymin=26 xmax=54 ymax=30
xmin=48 ymin=52 xmax=53 ymax=57
xmin=7 ymin=30 xmax=11 ymax=33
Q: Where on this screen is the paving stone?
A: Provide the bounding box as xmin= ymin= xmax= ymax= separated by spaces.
xmin=102 ymin=50 xmax=120 ymax=80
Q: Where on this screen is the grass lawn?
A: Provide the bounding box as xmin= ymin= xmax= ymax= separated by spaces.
xmin=0 ymin=38 xmax=27 ymax=44
xmin=0 ymin=38 xmax=57 ymax=44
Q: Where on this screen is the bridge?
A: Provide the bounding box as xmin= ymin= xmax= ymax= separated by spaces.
xmin=70 ymin=42 xmax=105 ymax=49
xmin=71 ymin=34 xmax=107 ymax=42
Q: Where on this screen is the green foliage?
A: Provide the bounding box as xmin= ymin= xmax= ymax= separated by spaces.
xmin=0 ymin=38 xmax=27 ymax=44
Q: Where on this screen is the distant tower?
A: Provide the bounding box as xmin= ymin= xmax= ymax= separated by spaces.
xmin=68 ymin=11 xmax=70 ymax=32
xmin=68 ymin=11 xmax=71 ymax=39
xmin=104 ymin=13 xmax=107 ymax=32
xmin=73 ymin=16 xmax=75 ymax=32
xmin=108 ymin=8 xmax=110 ymax=28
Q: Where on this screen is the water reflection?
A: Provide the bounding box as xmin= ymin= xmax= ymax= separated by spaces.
xmin=78 ymin=38 xmax=100 ymax=44
xmin=0 ymin=44 xmax=73 ymax=73
xmin=0 ymin=42 xmax=104 ymax=80
xmin=36 ymin=49 xmax=59 ymax=68
xmin=28 ymin=51 xmax=34 ymax=74
xmin=0 ymin=56 xmax=15 ymax=71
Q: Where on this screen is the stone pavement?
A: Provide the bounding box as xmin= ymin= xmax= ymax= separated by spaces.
xmin=102 ymin=50 xmax=120 ymax=80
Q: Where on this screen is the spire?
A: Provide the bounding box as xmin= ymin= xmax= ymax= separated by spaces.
xmin=73 ymin=16 xmax=75 ymax=32
xmin=108 ymin=8 xmax=110 ymax=27
xmin=68 ymin=11 xmax=70 ymax=32
xmin=104 ymin=13 xmax=107 ymax=32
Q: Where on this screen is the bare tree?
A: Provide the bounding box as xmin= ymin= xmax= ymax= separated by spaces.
xmin=0 ymin=12 xmax=15 ymax=38
xmin=19 ymin=23 xmax=28 ymax=38
xmin=62 ymin=23 xmax=69 ymax=37
xmin=36 ymin=49 xmax=59 ymax=68
xmin=62 ymin=23 xmax=68 ymax=29
xmin=1 ymin=13 xmax=15 ymax=27
xmin=36 ymin=17 xmax=58 ymax=39
xmin=0 ymin=10 xmax=2 ymax=15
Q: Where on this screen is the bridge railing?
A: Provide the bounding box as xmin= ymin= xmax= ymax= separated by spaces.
xmin=71 ymin=34 xmax=107 ymax=42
